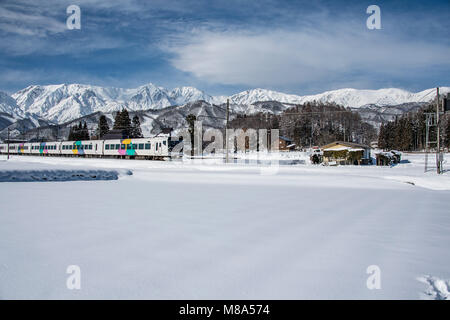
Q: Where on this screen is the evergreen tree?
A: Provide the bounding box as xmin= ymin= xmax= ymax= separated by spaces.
xmin=121 ymin=109 xmax=131 ymax=136
xmin=113 ymin=110 xmax=122 ymax=130
xmin=131 ymin=115 xmax=143 ymax=138
xmin=98 ymin=115 xmax=109 ymax=138
xmin=113 ymin=109 xmax=132 ymax=138
xmin=68 ymin=126 xmax=77 ymax=141
xmin=81 ymin=122 xmax=88 ymax=140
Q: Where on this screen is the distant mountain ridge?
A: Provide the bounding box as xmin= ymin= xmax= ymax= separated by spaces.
xmin=11 ymin=83 xmax=220 ymax=123
xmin=0 ymin=83 xmax=449 ymax=139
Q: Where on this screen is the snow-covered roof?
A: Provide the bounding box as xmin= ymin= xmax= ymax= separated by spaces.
xmin=323 ymin=146 xmax=350 ymax=151
xmin=348 ymin=148 xmax=364 ymax=152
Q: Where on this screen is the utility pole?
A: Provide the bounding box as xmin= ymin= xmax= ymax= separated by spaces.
xmin=7 ymin=127 xmax=10 ymax=160
xmin=436 ymin=87 xmax=441 ymax=174
xmin=225 ymin=98 xmax=230 ymax=163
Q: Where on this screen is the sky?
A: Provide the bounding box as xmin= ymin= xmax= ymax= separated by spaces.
xmin=0 ymin=0 xmax=449 ymax=95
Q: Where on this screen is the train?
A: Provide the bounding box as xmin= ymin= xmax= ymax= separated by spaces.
xmin=0 ymin=136 xmax=177 ymax=160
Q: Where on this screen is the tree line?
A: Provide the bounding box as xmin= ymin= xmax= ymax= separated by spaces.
xmin=228 ymin=101 xmax=377 ymax=148
xmin=67 ymin=109 xmax=143 ymax=141
xmin=378 ymin=101 xmax=450 ymax=151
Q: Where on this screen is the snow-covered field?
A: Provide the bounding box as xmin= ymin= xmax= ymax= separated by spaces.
xmin=0 ymin=153 xmax=449 ymax=299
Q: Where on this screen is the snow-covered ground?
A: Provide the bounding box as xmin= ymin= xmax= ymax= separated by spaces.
xmin=0 ymin=153 xmax=449 ymax=299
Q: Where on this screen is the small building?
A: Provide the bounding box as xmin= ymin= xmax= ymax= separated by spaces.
xmin=279 ymin=136 xmax=295 ymax=151
xmin=320 ymin=141 xmax=371 ymax=165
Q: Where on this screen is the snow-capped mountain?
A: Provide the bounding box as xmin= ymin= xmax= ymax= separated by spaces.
xmin=11 ymin=83 xmax=218 ymax=123
xmin=228 ymin=87 xmax=450 ymax=108
xmin=6 ymin=83 xmax=450 ymax=126
xmin=0 ymin=91 xmax=22 ymax=118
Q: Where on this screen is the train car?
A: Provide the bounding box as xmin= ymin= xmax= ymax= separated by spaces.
xmin=0 ymin=143 xmax=31 ymax=155
xmin=103 ymin=136 xmax=169 ymax=158
xmin=7 ymin=143 xmax=18 ymax=154
xmin=46 ymin=141 xmax=61 ymax=155
xmin=16 ymin=143 xmax=31 ymax=155
xmin=61 ymin=140 xmax=103 ymax=157
xmin=30 ymin=142 xmax=41 ymax=155
xmin=2 ymin=135 xmax=173 ymax=160
xmin=29 ymin=142 xmax=57 ymax=156
xmin=23 ymin=143 xmax=32 ymax=154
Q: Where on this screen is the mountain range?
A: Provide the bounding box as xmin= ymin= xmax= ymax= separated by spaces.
xmin=0 ymin=83 xmax=449 ymax=139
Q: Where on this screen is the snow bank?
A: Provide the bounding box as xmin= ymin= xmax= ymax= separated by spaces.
xmin=0 ymin=169 xmax=121 ymax=182
xmin=0 ymin=157 xmax=133 ymax=182
xmin=418 ymin=276 xmax=450 ymax=300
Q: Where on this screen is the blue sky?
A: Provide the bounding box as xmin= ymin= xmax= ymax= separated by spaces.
xmin=0 ymin=0 xmax=449 ymax=95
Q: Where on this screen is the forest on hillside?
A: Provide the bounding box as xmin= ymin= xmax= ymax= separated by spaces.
xmin=229 ymin=102 xmax=378 ymax=148
xmin=378 ymin=102 xmax=450 ymax=151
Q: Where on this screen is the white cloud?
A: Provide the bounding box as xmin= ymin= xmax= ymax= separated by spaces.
xmin=166 ymin=26 xmax=450 ymax=89
xmin=0 ymin=5 xmax=66 ymax=37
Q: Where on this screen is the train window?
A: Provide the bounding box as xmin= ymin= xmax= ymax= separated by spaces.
xmin=156 ymin=143 xmax=158 ymax=151
xmin=105 ymin=144 xmax=109 ymax=150
xmin=145 ymin=143 xmax=150 ymax=149
xmin=115 ymin=144 xmax=120 ymax=149
xmin=163 ymin=141 xmax=166 ymax=145
xmin=139 ymin=144 xmax=144 ymax=149
xmin=90 ymin=145 xmax=92 ymax=150
xmin=121 ymin=144 xmax=125 ymax=149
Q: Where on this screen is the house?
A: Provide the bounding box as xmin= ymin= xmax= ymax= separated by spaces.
xmin=320 ymin=141 xmax=371 ymax=165
xmin=279 ymin=136 xmax=295 ymax=151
